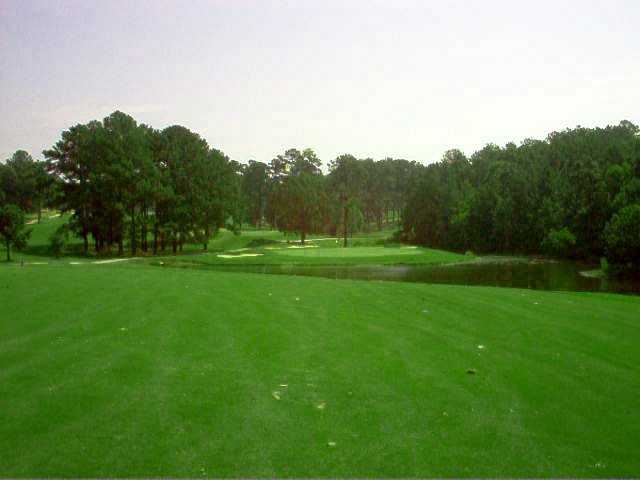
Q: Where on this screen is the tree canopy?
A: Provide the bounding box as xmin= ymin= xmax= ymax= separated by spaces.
xmin=2 ymin=112 xmax=639 ymax=271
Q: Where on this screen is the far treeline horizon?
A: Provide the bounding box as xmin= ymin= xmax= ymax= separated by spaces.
xmin=1 ymin=111 xmax=639 ymax=272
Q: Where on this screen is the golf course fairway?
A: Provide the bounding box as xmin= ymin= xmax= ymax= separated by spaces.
xmin=1 ymin=264 xmax=638 ymax=477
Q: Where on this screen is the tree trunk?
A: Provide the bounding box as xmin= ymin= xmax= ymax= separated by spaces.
xmin=172 ymin=239 xmax=177 ymax=254
xmin=82 ymin=232 xmax=89 ymax=256
xmin=37 ymin=204 xmax=42 ymax=224
xmin=141 ymin=208 xmax=148 ymax=253
xmin=153 ymin=221 xmax=158 ymax=255
xmin=343 ymin=205 xmax=348 ymax=248
xmin=5 ymin=238 xmax=10 ymax=262
xmin=301 ymin=230 xmax=306 ymax=245
xmin=130 ymin=206 xmax=137 ymax=256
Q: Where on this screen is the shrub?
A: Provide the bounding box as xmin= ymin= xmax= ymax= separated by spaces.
xmin=50 ymin=224 xmax=70 ymax=258
xmin=604 ymin=204 xmax=640 ymax=271
xmin=541 ymin=227 xmax=576 ymax=258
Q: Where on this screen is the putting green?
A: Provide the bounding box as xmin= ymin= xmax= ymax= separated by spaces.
xmin=277 ymin=246 xmax=420 ymax=257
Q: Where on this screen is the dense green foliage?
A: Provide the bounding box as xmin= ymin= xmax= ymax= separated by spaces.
xmin=42 ymin=112 xmax=241 ymax=255
xmin=0 ymin=204 xmax=30 ymax=261
xmin=402 ymin=122 xmax=640 ymax=269
xmin=604 ymin=204 xmax=640 ymax=271
xmin=541 ymin=228 xmax=577 ymax=258
xmin=3 ymin=114 xmax=640 ymax=271
xmin=0 ymin=150 xmax=51 ymax=222
xmin=1 ymin=111 xmax=419 ymax=259
xmin=250 ymin=148 xmax=420 ymax=245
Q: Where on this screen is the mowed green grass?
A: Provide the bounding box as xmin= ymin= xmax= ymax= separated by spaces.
xmin=164 ymin=231 xmax=468 ymax=266
xmin=6 ymin=217 xmax=454 ymax=268
xmin=1 ymin=264 xmax=639 ymax=477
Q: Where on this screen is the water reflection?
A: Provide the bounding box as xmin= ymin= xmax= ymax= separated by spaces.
xmin=199 ymin=260 xmax=640 ymax=294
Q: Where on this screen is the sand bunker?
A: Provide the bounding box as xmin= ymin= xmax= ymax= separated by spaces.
xmin=93 ymin=258 xmax=138 ymax=264
xmin=287 ymin=245 xmax=319 ymax=249
xmin=217 ymin=253 xmax=264 ymax=259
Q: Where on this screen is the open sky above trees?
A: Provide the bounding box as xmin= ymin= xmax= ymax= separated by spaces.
xmin=1 ymin=0 xmax=639 ymax=165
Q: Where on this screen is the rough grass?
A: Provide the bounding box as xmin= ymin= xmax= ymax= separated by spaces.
xmin=1 ymin=264 xmax=638 ymax=477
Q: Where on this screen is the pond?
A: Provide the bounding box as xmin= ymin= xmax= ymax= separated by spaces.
xmin=196 ymin=259 xmax=640 ymax=294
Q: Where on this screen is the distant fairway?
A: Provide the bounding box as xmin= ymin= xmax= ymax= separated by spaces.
xmin=278 ymin=246 xmax=418 ymax=257
xmin=1 ymin=263 xmax=639 ymax=477
xmin=167 ymin=231 xmax=470 ymax=267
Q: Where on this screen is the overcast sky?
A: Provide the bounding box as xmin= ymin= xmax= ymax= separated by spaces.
xmin=1 ymin=0 xmax=639 ymax=165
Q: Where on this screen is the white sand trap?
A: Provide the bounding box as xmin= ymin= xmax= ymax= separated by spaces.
xmin=93 ymin=258 xmax=141 ymax=264
xmin=402 ymin=246 xmax=418 ymax=249
xmin=272 ymin=391 xmax=281 ymax=400
xmin=477 ymin=344 xmax=485 ymax=349
xmin=93 ymin=258 xmax=137 ymax=264
xmin=287 ymin=245 xmax=319 ymax=249
xmin=228 ymin=248 xmax=249 ymax=252
xmin=26 ymin=219 xmax=37 ymax=225
xmin=49 ymin=213 xmax=61 ymax=218
xmin=217 ymin=253 xmax=264 ymax=259
xmin=69 ymin=262 xmax=83 ymax=265
xmin=316 ymin=401 xmax=326 ymax=410
xmin=283 ymin=237 xmax=338 ymax=242
xmin=28 ymin=262 xmax=48 ymax=265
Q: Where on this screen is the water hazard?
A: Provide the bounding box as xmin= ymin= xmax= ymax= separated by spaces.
xmin=194 ymin=259 xmax=640 ymax=294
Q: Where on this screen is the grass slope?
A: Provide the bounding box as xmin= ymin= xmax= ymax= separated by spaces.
xmin=1 ymin=264 xmax=638 ymax=477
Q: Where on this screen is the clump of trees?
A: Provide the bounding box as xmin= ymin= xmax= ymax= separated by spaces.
xmin=0 ymin=204 xmax=30 ymax=261
xmin=0 ymin=150 xmax=51 ymax=223
xmin=241 ymin=149 xmax=421 ymax=246
xmin=0 ymin=150 xmax=51 ymax=260
xmin=2 ymin=110 xmax=419 ymax=260
xmin=402 ymin=121 xmax=640 ymax=271
xmin=604 ymin=204 xmax=640 ymax=271
xmin=43 ymin=111 xmax=241 ymax=256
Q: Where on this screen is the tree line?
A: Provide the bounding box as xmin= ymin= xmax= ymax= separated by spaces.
xmin=1 ymin=112 xmax=639 ymax=270
xmin=1 ymin=110 xmax=419 ymax=259
xmin=402 ymin=121 xmax=640 ymax=270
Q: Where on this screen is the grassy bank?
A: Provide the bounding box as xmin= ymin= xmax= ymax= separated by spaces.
xmin=1 ymin=264 xmax=638 ymax=477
